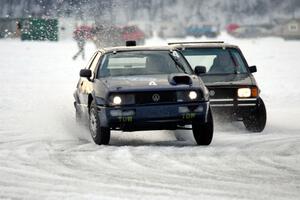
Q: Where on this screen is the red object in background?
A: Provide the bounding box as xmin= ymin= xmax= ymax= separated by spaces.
xmin=226 ymin=24 xmax=240 ymax=33
xmin=73 ymin=25 xmax=94 ymax=40
xmin=121 ymin=25 xmax=145 ymax=41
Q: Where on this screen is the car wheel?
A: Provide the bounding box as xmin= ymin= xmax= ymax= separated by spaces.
xmin=192 ymin=108 xmax=214 ymax=145
xmin=89 ymin=101 xmax=110 ymax=145
xmin=243 ymin=97 xmax=267 ymax=132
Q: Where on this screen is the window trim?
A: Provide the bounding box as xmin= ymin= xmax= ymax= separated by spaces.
xmin=88 ymin=52 xmax=102 ymax=80
xmin=86 ymin=52 xmax=98 ymax=69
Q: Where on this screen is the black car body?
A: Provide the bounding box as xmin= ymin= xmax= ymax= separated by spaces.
xmin=74 ymin=45 xmax=213 ymax=145
xmin=170 ymin=41 xmax=267 ymax=132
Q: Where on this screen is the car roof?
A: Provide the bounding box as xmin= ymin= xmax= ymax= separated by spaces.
xmin=97 ymin=45 xmax=177 ymax=54
xmin=168 ymin=41 xmax=240 ymax=50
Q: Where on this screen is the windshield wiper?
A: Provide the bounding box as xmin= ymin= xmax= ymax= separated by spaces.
xmin=169 ymin=52 xmax=187 ymax=74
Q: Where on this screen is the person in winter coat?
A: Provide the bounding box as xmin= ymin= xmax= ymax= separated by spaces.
xmin=72 ymin=27 xmax=86 ymax=60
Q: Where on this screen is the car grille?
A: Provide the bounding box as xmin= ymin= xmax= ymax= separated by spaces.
xmin=135 ymin=91 xmax=177 ymax=104
xmin=207 ymin=87 xmax=236 ymax=99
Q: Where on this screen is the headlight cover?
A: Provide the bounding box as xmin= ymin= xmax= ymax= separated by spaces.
xmin=113 ymin=96 xmax=122 ymax=105
xmin=177 ymin=90 xmax=202 ymax=102
xmin=188 ymin=91 xmax=198 ymax=100
xmin=237 ymin=88 xmax=251 ymax=98
xmin=109 ymin=94 xmax=135 ymax=106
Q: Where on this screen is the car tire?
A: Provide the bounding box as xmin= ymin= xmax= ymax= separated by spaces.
xmin=89 ymin=101 xmax=110 ymax=145
xmin=192 ymin=108 xmax=214 ymax=145
xmin=243 ymin=97 xmax=267 ymax=132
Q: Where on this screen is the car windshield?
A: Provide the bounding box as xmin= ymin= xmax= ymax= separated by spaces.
xmin=181 ymin=48 xmax=248 ymax=74
xmin=98 ymin=50 xmax=193 ymax=77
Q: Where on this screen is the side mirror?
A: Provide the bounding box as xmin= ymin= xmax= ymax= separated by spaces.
xmin=249 ymin=65 xmax=257 ymax=73
xmin=194 ymin=66 xmax=207 ymax=75
xmin=80 ymin=69 xmax=92 ymax=78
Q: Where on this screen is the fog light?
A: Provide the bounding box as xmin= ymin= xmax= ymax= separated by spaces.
xmin=113 ymin=96 xmax=122 ymax=105
xmin=110 ymin=110 xmax=122 ymax=117
xmin=110 ymin=110 xmax=135 ymax=117
xmin=189 ymin=91 xmax=197 ymax=100
xmin=122 ymin=110 xmax=135 ymax=116
xmin=238 ymin=88 xmax=251 ymax=98
xmin=178 ymin=107 xmax=189 ymax=113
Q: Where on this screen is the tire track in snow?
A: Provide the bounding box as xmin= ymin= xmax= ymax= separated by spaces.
xmin=0 ymin=134 xmax=299 ymax=200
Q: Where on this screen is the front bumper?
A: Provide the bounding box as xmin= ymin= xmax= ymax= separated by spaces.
xmin=210 ymin=97 xmax=257 ymax=107
xmin=97 ymin=102 xmax=209 ymax=131
xmin=210 ymin=97 xmax=258 ymax=119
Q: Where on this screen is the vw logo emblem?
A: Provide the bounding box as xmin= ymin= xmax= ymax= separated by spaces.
xmin=209 ymin=90 xmax=215 ymax=97
xmin=152 ymin=94 xmax=160 ymax=102
xmin=149 ymin=81 xmax=157 ymax=86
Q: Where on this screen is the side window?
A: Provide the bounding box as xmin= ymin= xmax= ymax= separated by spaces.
xmin=89 ymin=52 xmax=102 ymax=79
xmin=97 ymin=54 xmax=109 ymax=78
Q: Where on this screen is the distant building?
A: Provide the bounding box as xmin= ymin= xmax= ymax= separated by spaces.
xmin=281 ymin=18 xmax=300 ymax=40
xmin=0 ymin=18 xmax=18 ymax=38
xmin=0 ymin=17 xmax=58 ymax=41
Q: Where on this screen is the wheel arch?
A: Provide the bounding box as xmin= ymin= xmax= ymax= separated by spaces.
xmin=88 ymin=93 xmax=95 ymax=111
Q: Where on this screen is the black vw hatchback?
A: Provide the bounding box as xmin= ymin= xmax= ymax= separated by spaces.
xmin=74 ymin=44 xmax=213 ymax=145
xmin=170 ymin=41 xmax=267 ymax=132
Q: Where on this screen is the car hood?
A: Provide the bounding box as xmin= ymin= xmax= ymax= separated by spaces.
xmin=100 ymin=74 xmax=201 ymax=91
xmin=200 ymin=73 xmax=255 ymax=87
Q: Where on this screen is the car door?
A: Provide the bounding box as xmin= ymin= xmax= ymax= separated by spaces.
xmin=77 ymin=52 xmax=102 ymax=108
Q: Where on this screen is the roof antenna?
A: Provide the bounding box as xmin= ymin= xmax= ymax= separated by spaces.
xmin=126 ymin=41 xmax=136 ymax=46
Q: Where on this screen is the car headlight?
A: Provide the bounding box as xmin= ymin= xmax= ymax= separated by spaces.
xmin=113 ymin=96 xmax=122 ymax=105
xmin=237 ymin=88 xmax=251 ymax=98
xmin=189 ymin=91 xmax=198 ymax=100
xmin=109 ymin=94 xmax=135 ymax=106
